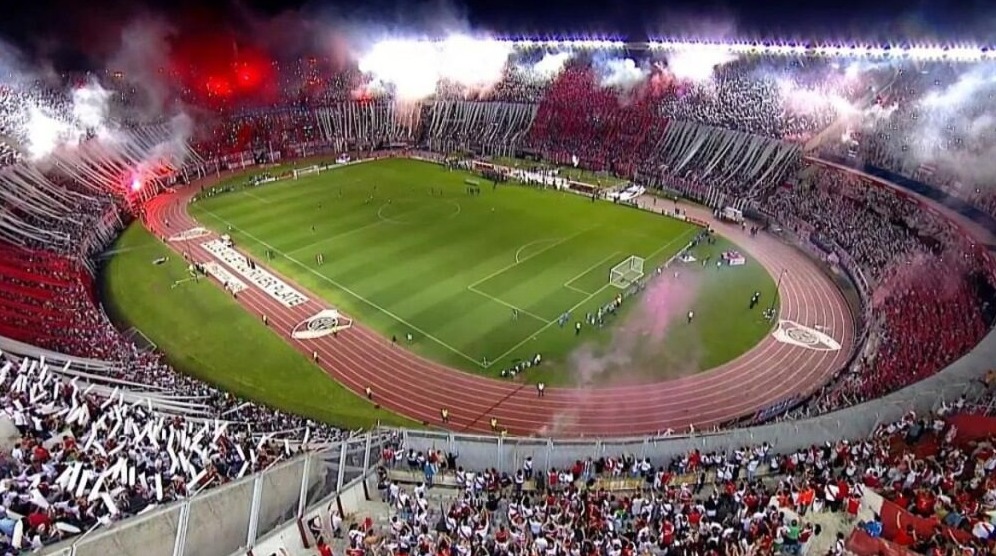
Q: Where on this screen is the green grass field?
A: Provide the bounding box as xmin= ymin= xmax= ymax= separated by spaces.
xmin=100 ymin=224 xmax=421 ymax=430
xmin=100 ymin=158 xmax=778 ymax=428
xmin=181 ymin=158 xmax=775 ymax=385
xmin=491 ymin=157 xmax=629 ymax=188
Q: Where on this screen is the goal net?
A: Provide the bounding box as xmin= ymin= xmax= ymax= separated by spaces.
xmin=609 ymin=256 xmax=645 ymax=289
xmin=293 ymin=165 xmax=321 ymax=179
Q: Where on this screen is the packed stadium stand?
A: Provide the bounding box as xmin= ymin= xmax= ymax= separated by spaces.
xmin=2 ymin=43 xmax=996 ymax=555
xmin=353 ymin=405 xmax=996 ymax=556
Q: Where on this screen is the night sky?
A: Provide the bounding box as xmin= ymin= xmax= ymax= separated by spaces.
xmin=0 ymin=0 xmax=992 ymax=71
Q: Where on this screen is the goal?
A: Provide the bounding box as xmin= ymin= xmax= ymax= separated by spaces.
xmin=293 ymin=165 xmax=321 ymax=179
xmin=609 ymin=256 xmax=645 ymax=289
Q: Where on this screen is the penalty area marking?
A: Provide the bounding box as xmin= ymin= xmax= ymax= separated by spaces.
xmin=197 ymin=207 xmax=486 ymax=368
xmin=514 ymin=238 xmax=561 ymax=264
xmin=466 ymin=285 xmax=549 ymax=323
xmin=563 ymin=251 xmax=621 ymax=296
xmin=484 ymin=229 xmax=698 ymax=367
xmin=470 ymin=229 xmax=590 ymax=292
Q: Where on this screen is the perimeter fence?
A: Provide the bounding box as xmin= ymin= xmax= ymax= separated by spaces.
xmin=43 ymin=432 xmax=390 ymax=556
xmin=391 ymin=327 xmax=996 ymax=473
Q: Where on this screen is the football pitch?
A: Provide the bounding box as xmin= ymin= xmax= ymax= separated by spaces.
xmin=188 ymin=158 xmax=699 ymax=375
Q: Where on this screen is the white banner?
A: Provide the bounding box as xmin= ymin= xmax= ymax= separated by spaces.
xmin=201 ymin=262 xmax=247 ymax=294
xmin=201 ymin=240 xmax=308 ymax=308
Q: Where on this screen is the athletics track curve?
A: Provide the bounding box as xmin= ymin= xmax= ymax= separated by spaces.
xmin=142 ymin=174 xmax=855 ymax=437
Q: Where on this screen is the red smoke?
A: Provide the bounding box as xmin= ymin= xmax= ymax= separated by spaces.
xmin=168 ymin=31 xmax=277 ymax=105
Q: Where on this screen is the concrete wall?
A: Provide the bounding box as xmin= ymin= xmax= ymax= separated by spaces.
xmin=396 ymin=325 xmax=996 ymax=472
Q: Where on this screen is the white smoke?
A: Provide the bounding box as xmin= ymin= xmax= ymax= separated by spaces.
xmin=356 ymin=33 xmax=514 ymax=99
xmin=919 ymin=66 xmax=993 ymax=109
xmin=132 ymin=112 xmax=195 ymax=183
xmin=596 ymin=57 xmax=648 ymax=90
xmin=664 ymin=45 xmax=738 ymax=82
xmin=72 ymin=85 xmax=112 ymax=129
xmin=775 ymin=77 xmax=861 ymax=118
xmin=106 ymin=16 xmax=176 ymax=114
xmin=899 ymin=63 xmax=996 ymax=184
xmin=528 ymin=51 xmax=573 ymax=80
xmin=863 ymin=102 xmax=899 ymax=123
xmin=23 ymin=105 xmax=76 ymax=160
xmin=19 ymin=79 xmax=123 ymax=160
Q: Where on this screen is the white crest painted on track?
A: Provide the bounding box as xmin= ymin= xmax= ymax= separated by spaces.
xmin=772 ymin=320 xmax=841 ymax=351
xmin=168 ymin=227 xmax=210 ymax=242
xmin=292 ymin=309 xmax=354 ymax=340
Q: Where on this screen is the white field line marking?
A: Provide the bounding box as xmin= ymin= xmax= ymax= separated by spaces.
xmin=514 ymin=238 xmax=559 ymax=264
xmin=287 ymin=201 xmax=433 ymax=256
xmin=647 ymin=227 xmax=698 ymax=260
xmin=485 ymin=228 xmax=699 ymax=367
xmin=564 ymin=284 xmax=594 ymax=295
xmin=470 ymin=229 xmax=590 ymax=290
xmin=241 ymin=190 xmax=272 ymax=204
xmin=466 ymin=285 xmax=549 ymax=323
xmin=199 ymin=207 xmax=485 ymax=367
xmin=563 ymin=251 xmax=621 ymax=294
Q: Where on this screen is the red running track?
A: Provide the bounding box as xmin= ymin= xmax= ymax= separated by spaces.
xmin=143 ymin=176 xmax=855 ymax=437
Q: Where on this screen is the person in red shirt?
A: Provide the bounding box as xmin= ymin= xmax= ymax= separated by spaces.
xmin=27 ymin=509 xmax=52 ymax=532
xmin=32 ymin=443 xmax=50 ymax=463
xmin=846 ymin=493 xmax=862 ymax=521
xmin=317 ymin=540 xmax=333 ymax=556
xmin=893 ymin=524 xmax=917 ymax=547
xmin=914 ymin=489 xmax=935 ymax=518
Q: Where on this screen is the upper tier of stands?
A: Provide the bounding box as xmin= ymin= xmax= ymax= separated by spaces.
xmin=3 ymin=52 xmax=996 ymax=554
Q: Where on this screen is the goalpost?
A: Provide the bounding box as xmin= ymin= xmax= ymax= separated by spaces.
xmin=609 ymin=256 xmax=645 ymax=289
xmin=293 ymin=165 xmax=321 ymax=179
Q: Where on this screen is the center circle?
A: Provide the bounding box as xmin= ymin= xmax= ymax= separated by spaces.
xmin=377 ymin=199 xmax=460 ymax=224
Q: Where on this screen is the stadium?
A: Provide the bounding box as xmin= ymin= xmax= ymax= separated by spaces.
xmin=2 ymin=7 xmax=996 ymax=556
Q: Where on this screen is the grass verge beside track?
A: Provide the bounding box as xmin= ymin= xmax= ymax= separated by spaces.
xmin=100 ymin=224 xmax=420 ymax=429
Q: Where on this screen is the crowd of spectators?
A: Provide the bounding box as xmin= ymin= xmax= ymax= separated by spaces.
xmin=365 ymin=406 xmax=996 ymax=556
xmin=825 ymin=61 xmax=996 ymax=221
xmin=656 ymin=58 xmax=867 ymax=143
xmin=764 ymin=164 xmax=993 ymax=417
xmin=0 ymin=239 xmax=345 ymax=439
xmin=765 ymin=167 xmax=928 ymax=283
xmin=4 ymin=49 xmax=996 ymax=554
xmin=813 ymin=247 xmax=990 ymax=414
xmin=0 ymin=84 xmax=74 ymax=163
xmin=523 ymin=65 xmax=670 ymax=177
xmin=0 ymin=351 xmax=335 ymax=552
